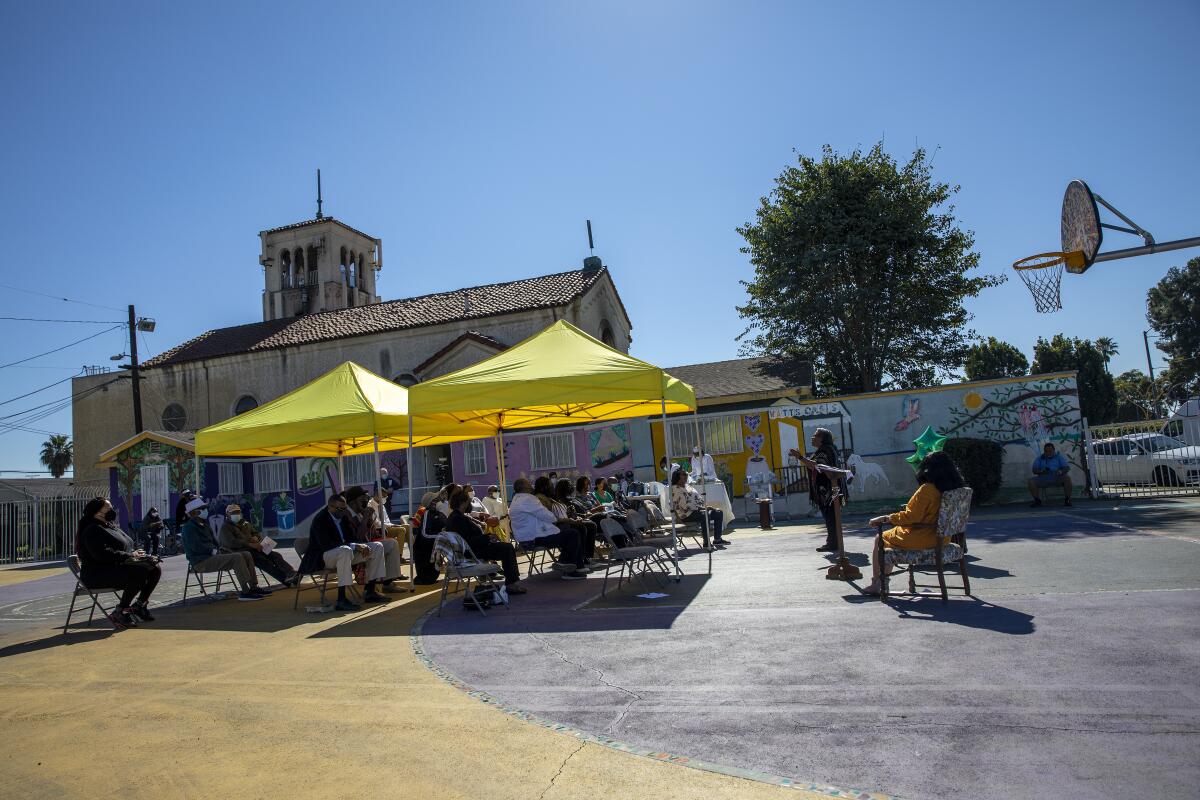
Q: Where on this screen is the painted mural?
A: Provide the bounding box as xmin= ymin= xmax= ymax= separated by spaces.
xmin=450 ymin=421 xmax=636 ymax=489
xmin=109 ymin=437 xmax=197 ymax=531
xmin=590 ymin=423 xmax=631 ymax=469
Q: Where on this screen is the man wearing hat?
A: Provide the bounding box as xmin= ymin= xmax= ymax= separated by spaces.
xmin=180 ymin=498 xmax=268 ymax=601
xmin=343 ymin=485 xmax=405 ymax=591
xmin=218 ymin=504 xmax=298 ymax=587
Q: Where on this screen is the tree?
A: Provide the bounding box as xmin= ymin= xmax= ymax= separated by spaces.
xmin=1031 ymin=335 xmax=1117 ymax=424
xmin=1146 ymin=256 xmax=1200 ymax=398
xmin=39 ymin=435 xmax=73 ymax=478
xmin=1112 ymin=368 xmax=1164 ymax=421
xmin=736 ymin=143 xmax=1002 ymax=395
xmin=1094 ymin=336 xmax=1119 ymax=374
xmin=964 ymin=337 xmax=1028 ymax=381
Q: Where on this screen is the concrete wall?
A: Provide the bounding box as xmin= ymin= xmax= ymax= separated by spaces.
xmin=72 ymin=272 xmax=632 ymax=481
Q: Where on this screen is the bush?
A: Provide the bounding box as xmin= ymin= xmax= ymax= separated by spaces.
xmin=942 ymin=437 xmax=1004 ymax=505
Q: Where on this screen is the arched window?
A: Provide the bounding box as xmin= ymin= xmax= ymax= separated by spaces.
xmin=599 ymin=319 xmax=616 ymax=348
xmin=293 ymin=248 xmax=304 ymax=288
xmin=349 ymin=263 xmax=357 ymax=289
xmin=305 ymin=245 xmax=319 ymax=283
xmin=162 ymin=403 xmax=187 ymax=431
xmin=233 ymin=395 xmax=258 ymax=416
xmin=279 ymin=250 xmax=291 ymax=288
xmin=393 ymin=373 xmax=419 ymax=388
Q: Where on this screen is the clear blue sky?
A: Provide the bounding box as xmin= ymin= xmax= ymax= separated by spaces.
xmin=1 ymin=0 xmax=1197 ymax=475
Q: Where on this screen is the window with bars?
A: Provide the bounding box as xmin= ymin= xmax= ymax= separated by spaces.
xmin=462 ymin=440 xmax=487 ymax=475
xmin=529 ymin=432 xmax=576 ymax=471
xmin=252 ymin=460 xmax=291 ymax=494
xmin=667 ymin=415 xmax=743 ymax=457
xmin=217 ymin=462 xmax=244 ymax=495
xmin=344 ymin=454 xmax=377 ymax=487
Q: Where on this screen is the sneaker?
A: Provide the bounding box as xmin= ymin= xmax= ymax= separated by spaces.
xmin=560 ymin=570 xmax=589 ymax=581
xmin=250 ymin=587 xmax=272 ymax=596
xmin=108 ymin=611 xmax=134 ymax=629
xmin=815 ymin=544 xmax=837 ymax=552
xmin=506 ymin=584 xmax=528 ymax=595
xmin=379 ymin=583 xmax=405 ymax=594
xmin=237 ymin=591 xmax=265 ymax=602
xmin=335 ymin=600 xmax=361 ymax=611
xmin=1029 ymin=499 xmax=1043 ymax=508
xmin=129 ymin=602 xmax=155 ymax=622
xmin=363 ymin=592 xmax=390 ymax=603
xmin=1064 ymin=497 xmax=1073 ymax=507
xmin=551 ymin=561 xmax=576 ymax=572
xmin=715 ymin=538 xmax=731 ymax=546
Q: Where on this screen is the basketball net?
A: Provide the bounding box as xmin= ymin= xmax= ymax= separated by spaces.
xmin=1013 ymin=252 xmax=1068 ymax=313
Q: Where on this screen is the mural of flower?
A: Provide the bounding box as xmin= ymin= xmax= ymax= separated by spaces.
xmin=963 ymin=391 xmax=983 ymax=410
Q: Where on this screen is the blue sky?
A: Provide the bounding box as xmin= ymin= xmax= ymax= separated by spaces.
xmin=1 ymin=0 xmax=1197 ymax=474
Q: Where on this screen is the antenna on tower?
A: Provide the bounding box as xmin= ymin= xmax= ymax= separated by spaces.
xmin=586 ymin=219 xmax=595 ymax=254
xmin=316 ymin=169 xmax=324 ymax=219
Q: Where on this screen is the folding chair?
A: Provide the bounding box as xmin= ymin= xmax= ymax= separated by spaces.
xmin=433 ymin=532 xmax=506 ymax=617
xmin=512 ymin=538 xmax=553 ymax=578
xmin=597 ymin=518 xmax=662 ymax=597
xmin=878 ymin=487 xmax=973 ymax=603
xmin=624 ymin=509 xmax=677 ymax=572
xmin=182 ymin=561 xmax=239 ymax=604
xmin=62 ymin=555 xmax=124 ymax=633
xmin=292 ymin=537 xmax=339 ymax=609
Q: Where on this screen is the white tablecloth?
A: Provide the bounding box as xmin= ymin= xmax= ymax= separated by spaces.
xmin=646 ymin=480 xmax=734 ymax=532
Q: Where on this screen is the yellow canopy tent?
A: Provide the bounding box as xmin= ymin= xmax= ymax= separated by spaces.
xmin=408 ymin=320 xmax=702 ymax=574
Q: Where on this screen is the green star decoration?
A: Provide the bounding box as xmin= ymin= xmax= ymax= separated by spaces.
xmin=912 ymin=426 xmax=943 ymax=453
xmin=905 ymin=451 xmax=925 ymax=469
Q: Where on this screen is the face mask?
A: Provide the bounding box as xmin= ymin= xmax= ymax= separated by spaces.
xmin=104 ymin=509 xmax=117 ymax=522
xmin=229 ymin=514 xmax=242 ymax=524
xmin=488 ymin=491 xmax=497 ymax=499
xmin=198 ymin=510 xmax=209 ymax=520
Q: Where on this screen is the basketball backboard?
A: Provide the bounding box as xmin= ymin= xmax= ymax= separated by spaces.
xmin=1060 ymin=179 xmax=1102 ymax=273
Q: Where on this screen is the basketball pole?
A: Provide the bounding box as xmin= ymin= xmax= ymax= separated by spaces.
xmin=1092 ymin=236 xmax=1200 ymax=264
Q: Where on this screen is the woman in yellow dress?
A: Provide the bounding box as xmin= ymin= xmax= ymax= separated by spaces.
xmin=863 ymin=451 xmax=965 ymax=596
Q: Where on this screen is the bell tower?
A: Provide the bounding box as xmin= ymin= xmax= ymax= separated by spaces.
xmin=257 ymin=171 xmax=383 ymax=321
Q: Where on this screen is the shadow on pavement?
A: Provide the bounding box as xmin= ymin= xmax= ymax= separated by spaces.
xmin=0 ymin=628 xmax=114 ymax=659
xmin=842 ymin=593 xmax=1036 ymax=634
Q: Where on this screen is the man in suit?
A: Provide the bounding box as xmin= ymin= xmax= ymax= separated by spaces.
xmin=343 ymin=485 xmax=405 ymax=592
xmin=298 ymin=492 xmax=388 ymax=611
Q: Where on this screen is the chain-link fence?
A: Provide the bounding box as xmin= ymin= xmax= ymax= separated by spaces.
xmin=1084 ymin=419 xmax=1200 ymax=499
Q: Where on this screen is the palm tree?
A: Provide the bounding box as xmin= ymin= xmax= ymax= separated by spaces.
xmin=39 ymin=435 xmax=73 ymax=478
xmin=1095 ymin=337 xmax=1119 ymax=374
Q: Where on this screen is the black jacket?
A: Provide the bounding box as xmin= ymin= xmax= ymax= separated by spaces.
xmin=78 ymin=522 xmax=136 ymax=572
xmin=445 ymin=510 xmax=492 ymax=555
xmin=299 ymin=507 xmax=352 ymax=573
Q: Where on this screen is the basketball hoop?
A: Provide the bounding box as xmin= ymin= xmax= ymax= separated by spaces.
xmin=1012 ymin=251 xmax=1084 ymax=313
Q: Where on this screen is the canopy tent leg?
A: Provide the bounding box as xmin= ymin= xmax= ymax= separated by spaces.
xmin=694 ymin=410 xmax=712 ymax=574
xmin=496 ymin=428 xmax=507 ymax=502
xmin=193 ymin=453 xmax=201 ymax=498
xmin=406 ymin=417 xmax=415 ymax=592
xmin=662 ymin=400 xmax=681 ymax=581
xmin=337 ymin=452 xmax=345 ymax=493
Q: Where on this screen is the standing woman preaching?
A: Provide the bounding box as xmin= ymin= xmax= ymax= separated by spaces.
xmin=790 ymin=428 xmax=844 ymax=552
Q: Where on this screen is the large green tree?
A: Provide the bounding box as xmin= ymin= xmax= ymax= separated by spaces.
xmin=1113 ymin=368 xmax=1164 ymax=421
xmin=736 ymin=143 xmax=1001 ymax=395
xmin=964 ymin=337 xmax=1028 ymax=381
xmin=1146 ymin=255 xmax=1200 ymax=398
xmin=1031 ymin=335 xmax=1117 ymax=424
xmin=39 ymin=435 xmax=73 ymax=478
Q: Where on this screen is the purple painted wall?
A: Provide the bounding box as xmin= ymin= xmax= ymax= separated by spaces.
xmin=451 ymin=422 xmax=635 ymax=489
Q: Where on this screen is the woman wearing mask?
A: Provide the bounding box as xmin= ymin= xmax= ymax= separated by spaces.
xmin=444 ymin=489 xmax=526 ymax=593
xmin=76 ymin=497 xmax=162 ymax=629
xmin=790 ymin=428 xmax=846 ymax=553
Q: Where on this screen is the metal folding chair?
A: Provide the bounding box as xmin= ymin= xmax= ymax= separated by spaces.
xmin=433 ymin=532 xmax=506 ymax=617
xmin=62 ymin=555 xmax=124 ymax=633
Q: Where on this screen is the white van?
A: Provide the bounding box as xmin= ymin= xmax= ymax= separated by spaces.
xmin=1163 ymin=397 xmax=1200 ymax=447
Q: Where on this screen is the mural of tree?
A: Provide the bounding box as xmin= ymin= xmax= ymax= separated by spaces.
xmin=166 ymin=446 xmax=195 ymax=494
xmin=113 ymin=449 xmax=140 ymax=517
xmin=944 ymin=377 xmax=1083 ymax=467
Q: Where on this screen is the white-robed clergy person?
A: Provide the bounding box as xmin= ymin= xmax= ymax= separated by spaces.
xmin=690 ymin=447 xmax=717 ymax=482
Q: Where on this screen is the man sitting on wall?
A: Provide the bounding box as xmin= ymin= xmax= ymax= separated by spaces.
xmin=1028 ymin=442 xmax=1073 ymax=507
xmin=509 ymin=478 xmax=590 ymax=580
xmin=180 ymin=498 xmax=268 ymax=602
xmin=218 ymin=503 xmax=298 ymax=588
xmin=343 ymin=486 xmax=405 ymax=592
xmin=299 ymin=492 xmax=389 ymax=611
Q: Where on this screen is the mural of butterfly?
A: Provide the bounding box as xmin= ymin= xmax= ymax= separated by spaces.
xmin=894 ymin=397 xmax=921 ymax=432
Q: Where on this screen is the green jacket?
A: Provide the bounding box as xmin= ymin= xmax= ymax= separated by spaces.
xmin=181 ymin=516 xmax=219 ymax=564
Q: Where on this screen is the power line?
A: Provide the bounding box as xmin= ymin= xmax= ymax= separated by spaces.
xmin=0 ymin=283 xmax=125 ymax=313
xmin=0 ymin=316 xmax=125 ymax=324
xmin=0 ymin=372 xmax=81 ymax=407
xmin=0 ymin=325 xmax=124 ymax=370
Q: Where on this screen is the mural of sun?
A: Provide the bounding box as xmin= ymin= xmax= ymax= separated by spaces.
xmin=963 ymin=391 xmax=984 ymax=410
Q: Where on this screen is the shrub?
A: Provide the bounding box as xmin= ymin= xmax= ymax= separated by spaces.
xmin=942 ymin=437 xmax=1004 ymax=505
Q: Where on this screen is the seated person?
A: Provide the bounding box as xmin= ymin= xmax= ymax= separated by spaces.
xmin=141 ymin=506 xmax=165 ymax=556
xmin=218 ymin=503 xmax=299 ymax=588
xmin=1028 ymin=442 xmax=1072 ymax=507
xmin=77 ymin=497 xmax=162 ymax=628
xmin=690 ymin=447 xmax=717 ymax=481
xmin=658 ymin=456 xmax=681 ymax=486
xmin=480 ymin=485 xmax=511 ymax=538
xmin=553 ymin=479 xmax=605 ymax=547
xmin=343 ymin=486 xmax=405 ymax=592
xmin=443 ymin=489 xmax=526 ymax=594
xmin=368 ymin=487 xmax=410 ymax=559
xmin=174 ymin=489 xmax=196 ymax=537
xmin=297 ymin=492 xmax=389 ymax=610
xmin=435 ymin=483 xmax=461 ymax=517
xmin=509 ymin=478 xmax=590 ymax=580
xmin=862 ymin=451 xmax=965 ymax=596
xmin=569 ymin=476 xmax=633 ymax=546
xmin=535 ymin=476 xmax=597 ymax=564
xmin=669 ymin=468 xmax=728 ymax=547
xmin=180 ymin=498 xmax=268 ymax=601
xmin=591 ymin=476 xmax=616 ymax=506
xmin=411 ymin=491 xmax=447 ymax=585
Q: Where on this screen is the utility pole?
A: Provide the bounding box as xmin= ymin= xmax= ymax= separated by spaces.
xmin=129 ymin=304 xmax=143 ymax=433
xmin=1143 ymin=330 xmax=1158 ymax=419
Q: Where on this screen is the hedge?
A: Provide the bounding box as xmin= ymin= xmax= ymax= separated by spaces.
xmin=942 ymin=437 xmax=1004 ymax=505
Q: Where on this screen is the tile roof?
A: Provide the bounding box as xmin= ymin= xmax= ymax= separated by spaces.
xmin=143 ymin=267 xmax=610 ymax=368
xmin=259 ymin=216 xmax=378 ymax=242
xmin=413 ymin=331 xmax=507 ymax=375
xmin=664 ymin=357 xmax=798 ymax=400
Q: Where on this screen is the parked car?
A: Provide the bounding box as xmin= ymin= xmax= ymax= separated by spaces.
xmin=1091 ymin=433 xmax=1200 ymax=486
xmin=1162 ymin=397 xmax=1199 ymax=448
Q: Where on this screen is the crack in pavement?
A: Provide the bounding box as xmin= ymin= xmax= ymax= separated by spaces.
xmin=537 ymin=741 xmax=586 ymax=800
xmin=524 ymin=627 xmax=644 ymax=734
